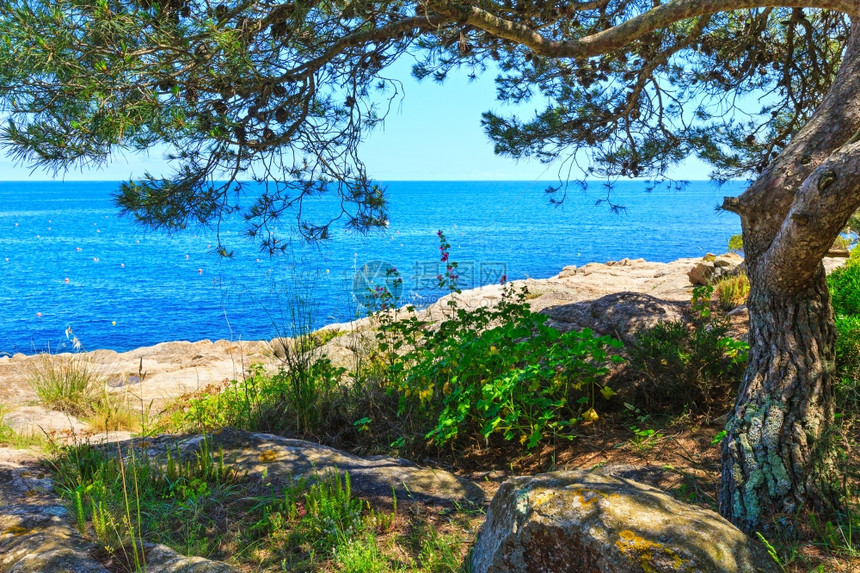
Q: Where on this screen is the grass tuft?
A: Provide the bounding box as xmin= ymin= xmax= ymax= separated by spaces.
xmin=27 ymin=352 xmax=109 ymax=416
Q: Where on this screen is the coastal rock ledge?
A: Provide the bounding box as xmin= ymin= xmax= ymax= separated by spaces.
xmin=470 ymin=470 xmax=779 ymax=573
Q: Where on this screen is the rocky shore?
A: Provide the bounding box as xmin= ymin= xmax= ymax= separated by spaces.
xmin=3 ymin=252 xmax=846 ymax=441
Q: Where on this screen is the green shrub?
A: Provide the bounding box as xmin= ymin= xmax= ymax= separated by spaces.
xmin=829 ymin=262 xmax=860 ymax=317
xmin=828 ymin=264 xmax=860 ymax=408
xmin=836 ymin=315 xmax=860 ymax=379
xmin=375 ymin=284 xmax=622 ymax=450
xmin=728 ymin=234 xmax=744 ymax=252
xmin=714 ymin=272 xmax=750 ymax=311
xmin=628 ymin=286 xmax=748 ymax=413
xmin=51 ymin=437 xmax=242 ymax=567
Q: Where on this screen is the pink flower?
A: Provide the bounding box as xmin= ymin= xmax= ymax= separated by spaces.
xmin=437 ymin=274 xmax=443 ymax=281
xmin=441 ymin=252 xmax=449 ymax=262
xmin=500 ymin=275 xmax=507 ymax=285
xmin=437 ymin=230 xmax=442 ymax=237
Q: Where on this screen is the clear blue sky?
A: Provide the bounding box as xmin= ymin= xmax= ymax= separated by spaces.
xmin=0 ymin=59 xmax=713 ymax=181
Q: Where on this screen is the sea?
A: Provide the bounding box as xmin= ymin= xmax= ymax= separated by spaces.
xmin=0 ymin=180 xmax=745 ymax=355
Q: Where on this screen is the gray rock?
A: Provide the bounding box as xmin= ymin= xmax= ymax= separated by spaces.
xmin=143 ymin=543 xmax=237 ymax=572
xmin=688 ymin=254 xmax=745 ymax=286
xmin=126 ymin=428 xmax=484 ymax=506
xmin=541 ymin=292 xmax=685 ymax=343
xmin=687 ymin=262 xmax=714 ymax=286
xmin=471 ymin=470 xmax=780 ymax=573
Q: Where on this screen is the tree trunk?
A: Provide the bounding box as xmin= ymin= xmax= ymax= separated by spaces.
xmin=720 ymin=266 xmax=841 ymax=531
xmin=717 ymin=23 xmax=860 ymax=531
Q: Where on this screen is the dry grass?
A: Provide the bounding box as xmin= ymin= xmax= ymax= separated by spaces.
xmin=27 ymin=352 xmax=109 ymax=415
xmin=27 ymin=352 xmax=138 ymax=432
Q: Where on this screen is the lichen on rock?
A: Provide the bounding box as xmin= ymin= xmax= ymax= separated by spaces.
xmin=471 ymin=469 xmax=781 ymax=573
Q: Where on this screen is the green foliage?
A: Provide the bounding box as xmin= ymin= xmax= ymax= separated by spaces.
xmin=51 ymin=436 xmax=241 ymax=564
xmin=335 ymin=533 xmax=387 ymax=573
xmin=828 ymin=264 xmax=860 ymax=407
xmin=251 ymin=471 xmax=364 ymax=552
xmin=628 ymin=285 xmax=748 ymax=413
xmin=835 ymin=315 xmax=860 ymax=390
xmin=628 ymin=425 xmax=663 ymax=451
xmin=370 ymin=236 xmax=622 ymax=450
xmin=714 ymin=272 xmax=750 ymax=311
xmin=177 ymin=359 xmax=346 ymax=436
xmin=829 ymin=263 xmax=860 ymax=318
xmin=728 ymin=234 xmax=744 ymax=252
xmin=1 ymin=2 xmax=849 ymax=246
xmin=51 ymin=439 xmax=423 ymax=571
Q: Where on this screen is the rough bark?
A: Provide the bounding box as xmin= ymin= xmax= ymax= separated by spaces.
xmin=720 ymin=270 xmax=840 ymax=530
xmin=720 ymin=23 xmax=860 ymax=530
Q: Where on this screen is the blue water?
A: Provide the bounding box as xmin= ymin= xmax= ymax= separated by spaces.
xmin=0 ymin=180 xmax=744 ymax=354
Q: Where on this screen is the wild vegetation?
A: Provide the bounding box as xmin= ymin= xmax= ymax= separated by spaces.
xmin=3 ymin=0 xmax=860 ymax=530
xmin=0 ymin=238 xmax=848 ymax=572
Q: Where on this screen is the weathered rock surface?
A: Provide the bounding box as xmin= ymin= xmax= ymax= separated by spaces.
xmin=141 ymin=543 xmax=237 ymax=572
xmin=122 ymin=428 xmax=483 ymax=506
xmin=687 ymin=253 xmax=744 ymax=286
xmin=471 ymin=470 xmax=780 ymax=573
xmin=0 ymin=339 xmax=276 ymax=419
xmin=541 ymin=292 xmax=686 ymax=343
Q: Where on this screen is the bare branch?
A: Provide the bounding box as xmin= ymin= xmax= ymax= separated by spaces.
xmin=429 ymin=0 xmax=859 ymax=58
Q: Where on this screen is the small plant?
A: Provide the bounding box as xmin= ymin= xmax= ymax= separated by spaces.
xmin=27 ymin=352 xmax=110 ymax=416
xmin=335 ymin=533 xmax=386 ymax=573
xmin=756 ymin=532 xmax=788 ymax=573
xmin=728 ymin=233 xmax=744 ymax=253
xmin=416 ymin=525 xmax=466 ymax=572
xmin=628 ymin=425 xmax=663 ymax=451
xmin=628 ymin=286 xmax=748 ymax=414
xmin=51 ymin=435 xmax=243 ymax=569
xmin=714 ymin=271 xmax=750 ymax=311
xmin=249 ymin=470 xmax=392 ymax=569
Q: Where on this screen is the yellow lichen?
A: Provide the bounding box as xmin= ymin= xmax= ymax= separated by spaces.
xmin=4 ymin=525 xmax=29 ymax=536
xmin=615 ymin=529 xmax=690 ymax=573
xmin=569 ymin=486 xmax=613 ymax=506
xmin=258 ymin=449 xmax=278 ymax=463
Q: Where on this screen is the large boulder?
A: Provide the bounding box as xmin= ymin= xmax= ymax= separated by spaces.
xmin=471 ymin=470 xmax=780 ymax=573
xmin=541 ymin=292 xmax=686 ymax=344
